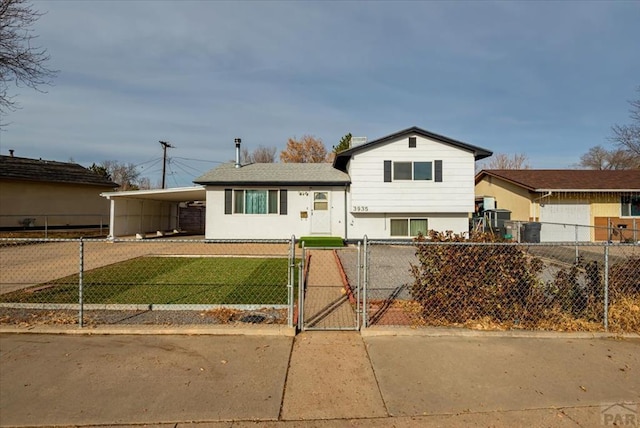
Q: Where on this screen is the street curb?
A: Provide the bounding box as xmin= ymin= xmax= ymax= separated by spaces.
xmin=360 ymin=326 xmax=640 ymax=339
xmin=0 ymin=324 xmax=296 ymax=336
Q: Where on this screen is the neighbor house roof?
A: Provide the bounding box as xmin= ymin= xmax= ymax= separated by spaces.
xmin=333 ymin=126 xmax=493 ymax=171
xmin=0 ymin=155 xmax=118 ymax=188
xmin=476 ymin=169 xmax=640 ymax=192
xmin=194 ymin=162 xmax=351 ymax=186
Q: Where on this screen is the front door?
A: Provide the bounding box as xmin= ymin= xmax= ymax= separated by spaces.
xmin=310 ymin=191 xmax=331 ymax=235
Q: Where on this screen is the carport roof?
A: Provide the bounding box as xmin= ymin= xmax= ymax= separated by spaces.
xmin=101 ymin=186 xmax=206 ymax=202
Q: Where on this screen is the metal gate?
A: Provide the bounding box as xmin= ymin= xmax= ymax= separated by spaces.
xmin=297 ymin=243 xmax=362 ymax=331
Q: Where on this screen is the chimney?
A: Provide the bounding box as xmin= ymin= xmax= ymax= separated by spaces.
xmin=234 ymin=138 xmax=241 ymax=168
xmin=9 ymin=149 xmax=14 ymax=157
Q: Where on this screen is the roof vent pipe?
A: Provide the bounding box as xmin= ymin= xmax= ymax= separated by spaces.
xmin=234 ymin=138 xmax=242 ymax=168
xmin=9 ymin=149 xmax=14 ymax=157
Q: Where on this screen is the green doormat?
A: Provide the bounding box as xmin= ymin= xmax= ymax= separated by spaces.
xmin=298 ymin=236 xmax=344 ymax=248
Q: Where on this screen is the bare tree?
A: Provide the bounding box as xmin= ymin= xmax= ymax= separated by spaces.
xmin=578 ymin=145 xmax=639 ymax=170
xmin=95 ymin=160 xmax=148 ymax=191
xmin=610 ymin=91 xmax=640 ymax=156
xmin=479 ymin=153 xmax=530 ymax=170
xmin=0 ymin=0 xmax=57 ymax=115
xmin=578 ymin=88 xmax=640 ymax=170
xmin=280 ymin=135 xmax=329 ymax=163
xmin=241 ymin=145 xmax=277 ymax=163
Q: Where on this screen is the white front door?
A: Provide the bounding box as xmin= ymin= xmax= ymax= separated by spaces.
xmin=310 ymin=191 xmax=331 ymax=234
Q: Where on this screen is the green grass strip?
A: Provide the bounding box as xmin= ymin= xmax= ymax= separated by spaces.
xmin=1 ymin=257 xmax=298 ymax=305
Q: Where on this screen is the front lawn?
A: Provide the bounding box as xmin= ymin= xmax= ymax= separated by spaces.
xmin=0 ymin=256 xmax=296 ymax=305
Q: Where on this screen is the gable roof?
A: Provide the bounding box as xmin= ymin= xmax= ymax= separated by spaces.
xmin=194 ymin=162 xmax=351 ymax=186
xmin=476 ymin=169 xmax=640 ymax=192
xmin=0 ymin=155 xmax=118 ymax=188
xmin=333 ymin=126 xmax=493 ymax=170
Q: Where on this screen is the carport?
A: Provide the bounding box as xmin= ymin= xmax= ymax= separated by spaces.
xmin=101 ymin=186 xmax=206 ymax=238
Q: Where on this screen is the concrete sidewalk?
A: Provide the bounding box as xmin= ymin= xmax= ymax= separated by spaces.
xmin=1 ymin=330 xmax=639 ymax=427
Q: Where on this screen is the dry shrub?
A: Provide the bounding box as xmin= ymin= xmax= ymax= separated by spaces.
xmin=608 ymin=296 xmax=640 ymax=333
xmin=411 ymin=231 xmax=545 ymax=325
xmin=203 ymin=308 xmax=241 ymax=323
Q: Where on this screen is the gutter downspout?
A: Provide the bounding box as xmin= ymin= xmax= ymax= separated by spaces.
xmin=344 ymin=185 xmax=348 ymax=240
xmin=532 ymin=191 xmax=552 ymax=221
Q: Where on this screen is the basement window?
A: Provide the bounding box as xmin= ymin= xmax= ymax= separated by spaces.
xmin=390 ymin=218 xmax=428 ymax=237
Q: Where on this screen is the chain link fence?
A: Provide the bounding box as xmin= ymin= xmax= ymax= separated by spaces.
xmin=2 ymin=235 xmax=639 ymax=334
xmin=0 ymin=237 xmax=297 ymax=328
xmin=352 ymin=239 xmax=640 ymax=333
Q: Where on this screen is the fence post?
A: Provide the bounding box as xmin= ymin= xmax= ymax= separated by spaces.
xmin=604 ymin=243 xmax=609 ymax=332
xmin=362 ymin=235 xmax=368 ymax=328
xmin=78 ymin=238 xmax=84 ymax=328
xmin=575 ymin=225 xmax=579 ymax=263
xmin=288 ymin=235 xmax=295 ymax=328
xmin=297 ymin=243 xmax=305 ymax=331
xmin=356 ymin=241 xmax=361 ymax=330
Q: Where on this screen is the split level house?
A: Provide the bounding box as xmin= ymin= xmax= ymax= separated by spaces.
xmin=102 ymin=126 xmax=492 ymax=240
xmin=192 ymin=126 xmax=492 ymax=240
xmin=0 ymin=154 xmax=118 ymax=230
xmin=475 ymin=169 xmax=640 ymax=242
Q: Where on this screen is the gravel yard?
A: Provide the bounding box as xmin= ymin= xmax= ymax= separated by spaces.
xmin=0 ymin=307 xmax=288 ymax=326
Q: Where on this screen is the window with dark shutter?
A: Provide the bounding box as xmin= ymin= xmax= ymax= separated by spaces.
xmin=409 ymin=137 xmax=417 ymax=148
xmin=384 ymin=160 xmax=392 ymax=182
xmin=224 ymin=189 xmax=232 ymax=214
xmin=280 ymin=189 xmax=288 ymax=215
xmin=435 ymin=160 xmax=443 ymax=182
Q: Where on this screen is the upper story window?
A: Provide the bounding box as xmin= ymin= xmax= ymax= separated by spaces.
xmin=408 ymin=137 xmax=417 ymax=148
xmin=621 ymin=196 xmax=640 ymax=217
xmin=387 ymin=161 xmax=437 ymax=181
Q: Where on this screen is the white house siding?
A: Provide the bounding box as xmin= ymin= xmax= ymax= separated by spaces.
xmin=346 ymin=212 xmax=470 ymax=240
xmin=347 ymin=135 xmax=476 ymax=214
xmin=204 ymin=186 xmax=347 ymax=240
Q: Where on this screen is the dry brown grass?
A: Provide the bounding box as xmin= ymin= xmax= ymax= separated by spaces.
xmin=608 ymin=296 xmax=640 ymax=333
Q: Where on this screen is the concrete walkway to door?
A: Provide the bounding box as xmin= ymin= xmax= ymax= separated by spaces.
xmin=301 ymin=249 xmax=358 ymax=330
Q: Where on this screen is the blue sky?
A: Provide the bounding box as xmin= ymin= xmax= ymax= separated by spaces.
xmin=1 ymin=0 xmax=639 ymax=188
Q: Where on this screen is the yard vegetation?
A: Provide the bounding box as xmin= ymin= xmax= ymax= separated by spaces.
xmin=410 ymin=231 xmax=640 ymax=333
xmin=0 ymin=256 xmax=295 ymax=305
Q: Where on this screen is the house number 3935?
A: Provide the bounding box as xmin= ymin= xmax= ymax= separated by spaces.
xmin=353 ymin=206 xmax=369 ymax=212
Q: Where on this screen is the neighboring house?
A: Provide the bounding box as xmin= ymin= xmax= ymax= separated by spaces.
xmin=192 ymin=126 xmax=492 ymax=240
xmin=475 ymin=169 xmax=640 ymax=242
xmin=0 ymin=154 xmax=118 ymax=230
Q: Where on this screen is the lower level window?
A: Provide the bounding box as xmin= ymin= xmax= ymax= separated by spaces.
xmin=390 ymin=218 xmax=428 ymax=237
xmin=621 ymin=196 xmax=640 ymax=217
xmin=234 ymin=190 xmax=278 ymax=214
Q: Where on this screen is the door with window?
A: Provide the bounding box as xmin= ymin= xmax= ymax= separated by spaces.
xmin=310 ymin=191 xmax=331 ymax=234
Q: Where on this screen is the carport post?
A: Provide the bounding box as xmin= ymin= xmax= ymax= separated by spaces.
xmin=78 ymin=238 xmax=85 ymax=328
xmin=604 ymin=243 xmax=609 ymax=332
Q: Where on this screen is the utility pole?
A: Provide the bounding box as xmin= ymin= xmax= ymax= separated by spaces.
xmin=159 ymin=141 xmax=174 ymax=189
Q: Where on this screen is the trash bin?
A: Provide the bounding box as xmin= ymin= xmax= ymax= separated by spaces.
xmin=522 ymin=222 xmax=541 ymax=243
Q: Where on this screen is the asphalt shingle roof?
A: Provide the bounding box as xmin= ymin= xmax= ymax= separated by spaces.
xmin=0 ymin=156 xmax=119 ymax=188
xmin=476 ymin=169 xmax=640 ymax=191
xmin=194 ymin=162 xmax=351 ymax=186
